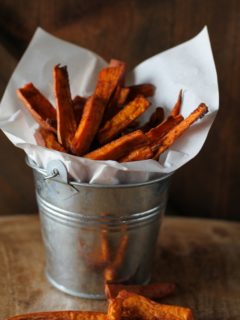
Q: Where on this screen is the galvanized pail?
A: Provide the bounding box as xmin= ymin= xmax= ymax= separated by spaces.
xmin=27 ymin=157 xmax=171 ymax=299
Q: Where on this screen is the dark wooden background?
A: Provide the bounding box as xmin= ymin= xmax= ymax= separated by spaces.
xmin=0 ymin=0 xmax=239 ymax=220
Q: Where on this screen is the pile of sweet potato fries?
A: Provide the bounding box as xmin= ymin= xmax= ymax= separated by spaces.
xmin=7 ymin=287 xmax=194 ymax=320
xmin=17 ymin=59 xmax=208 ymax=162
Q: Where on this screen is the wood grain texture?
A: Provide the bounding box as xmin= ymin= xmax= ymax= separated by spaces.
xmin=0 ymin=0 xmax=240 ymax=219
xmin=0 ymin=215 xmax=239 ymax=320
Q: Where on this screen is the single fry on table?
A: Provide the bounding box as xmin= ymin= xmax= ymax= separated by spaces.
xmin=105 ymin=282 xmax=176 ymax=299
xmin=7 ymin=311 xmax=107 ymax=320
xmin=116 ymin=290 xmax=194 ymax=320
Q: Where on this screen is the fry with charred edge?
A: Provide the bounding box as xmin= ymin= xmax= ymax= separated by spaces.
xmin=104 ymin=233 xmax=128 ymax=282
xmin=109 ymin=59 xmax=125 ymax=68
xmin=103 ymin=86 xmax=130 ymax=122
xmin=6 ymin=311 xmax=107 ymax=320
xmin=107 ymin=298 xmax=123 ymax=320
xmin=71 ymin=95 xmax=106 ymax=155
xmin=34 ymin=128 xmax=65 ymax=152
xmin=122 ymin=120 xmax=140 ymax=135
xmin=72 ymin=95 xmax=87 ymax=124
xmin=153 ymin=103 xmax=208 ymax=160
xmin=119 ymin=115 xmax=183 ymax=162
xmin=141 ymin=107 xmax=165 ymax=132
xmin=104 ymin=59 xmax=127 ymax=118
xmin=54 ymin=65 xmax=77 ymax=150
xmin=98 ymin=95 xmax=150 ymax=145
xmin=146 ymin=115 xmax=183 ymax=145
xmin=16 ymin=83 xmax=56 ymax=133
xmin=118 ymin=87 xmax=130 ymax=105
xmin=99 ymin=61 xmax=127 ymax=122
xmin=103 ymin=86 xmax=122 ymax=122
xmin=127 ymin=83 xmax=155 ymax=101
xmin=72 ymin=65 xmax=125 ymax=155
xmin=118 ymin=290 xmax=194 ymax=320
xmin=96 ymin=65 xmax=126 ymax=101
xmin=105 ymin=282 xmax=176 ymax=299
xmin=84 ymin=130 xmax=149 ymax=161
xmin=171 ymin=90 xmax=183 ymax=117
xmin=119 ymin=145 xmax=153 ymax=162
xmin=109 ymin=59 xmax=126 ymax=84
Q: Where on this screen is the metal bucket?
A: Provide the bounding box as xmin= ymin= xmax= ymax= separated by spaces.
xmin=27 ymin=157 xmax=171 ymax=299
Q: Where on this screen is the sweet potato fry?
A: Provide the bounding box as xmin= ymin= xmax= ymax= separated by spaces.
xmin=98 ymin=95 xmax=150 ymax=145
xmin=171 ymin=90 xmax=183 ymax=117
xmin=109 ymin=59 xmax=126 ymax=84
xmin=146 ymin=115 xmax=183 ymax=145
xmin=117 ymin=290 xmax=194 ymax=320
xmin=119 ymin=145 xmax=153 ymax=162
xmin=71 ymin=95 xmax=106 ymax=155
xmin=16 ymin=83 xmax=56 ymax=133
xmin=71 ymin=65 xmax=125 ymax=155
xmin=96 ymin=65 xmax=126 ymax=102
xmin=54 ymin=65 xmax=77 ymax=149
xmin=84 ymin=130 xmax=149 ymax=161
xmin=72 ymin=95 xmax=87 ymax=124
xmin=7 ymin=311 xmax=107 ymax=320
xmin=119 ymin=115 xmax=183 ymax=161
xmin=127 ymin=83 xmax=155 ymax=101
xmin=34 ymin=127 xmax=65 ymax=152
xmin=141 ymin=107 xmax=165 ymax=132
xmin=103 ymin=86 xmax=130 ymax=122
xmin=105 ymin=282 xmax=176 ymax=299
xmin=118 ymin=87 xmax=130 ymax=105
xmin=153 ymin=103 xmax=208 ymax=160
xmin=102 ymin=86 xmax=122 ymax=122
xmin=107 ymin=298 xmax=123 ymax=320
xmin=121 ymin=120 xmax=140 ymax=135
xmin=98 ymin=61 xmax=127 ymax=123
xmin=109 ymin=59 xmax=125 ymax=68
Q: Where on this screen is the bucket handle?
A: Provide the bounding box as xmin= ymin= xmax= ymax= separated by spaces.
xmin=42 ymin=160 xmax=79 ymax=192
xmin=44 ymin=168 xmax=59 ymax=180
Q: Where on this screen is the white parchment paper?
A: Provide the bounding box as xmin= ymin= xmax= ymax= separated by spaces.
xmin=0 ymin=27 xmax=219 ymax=184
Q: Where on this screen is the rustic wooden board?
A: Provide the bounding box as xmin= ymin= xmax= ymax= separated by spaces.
xmin=0 ymin=215 xmax=239 ymax=319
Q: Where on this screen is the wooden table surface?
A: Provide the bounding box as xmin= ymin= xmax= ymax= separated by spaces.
xmin=1 ymin=0 xmax=240 ymax=220
xmin=0 ymin=215 xmax=239 ymax=320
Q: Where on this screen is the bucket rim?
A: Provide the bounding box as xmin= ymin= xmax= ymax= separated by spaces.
xmin=26 ymin=156 xmax=173 ymax=189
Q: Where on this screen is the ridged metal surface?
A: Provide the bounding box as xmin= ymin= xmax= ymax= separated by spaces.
xmin=28 ymin=159 xmax=171 ymax=298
